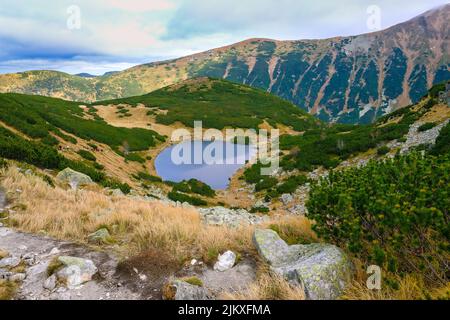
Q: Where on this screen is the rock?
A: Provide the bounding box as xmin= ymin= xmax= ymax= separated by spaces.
xmin=22 ymin=253 xmax=36 ymax=266
xmin=56 ymin=256 xmax=98 ymax=288
xmin=49 ymin=248 xmax=60 ymax=256
xmin=190 ymin=259 xmax=198 ymax=266
xmin=0 ymin=256 xmax=21 ymax=268
xmin=139 ymin=274 xmax=147 ymax=282
xmin=0 ymin=222 xmax=3 ymax=227
xmin=401 ymin=120 xmax=450 ymax=154
xmin=43 ymin=274 xmax=57 ymax=291
xmin=87 ymin=228 xmax=111 ymax=245
xmin=0 ymin=268 xmax=12 ymax=280
xmin=198 ymin=207 xmax=268 ymax=228
xmin=10 ymin=273 xmax=26 ymax=282
xmin=56 ymin=168 xmax=94 ymax=189
xmin=253 ymin=229 xmax=352 ymax=300
xmin=214 ymin=251 xmax=236 ymax=272
xmin=110 ymin=189 xmax=124 ymax=197
xmin=163 ymin=280 xmax=209 ymax=301
xmin=281 ymin=194 xmax=294 ymax=206
xmin=0 ymin=187 xmax=7 ymax=210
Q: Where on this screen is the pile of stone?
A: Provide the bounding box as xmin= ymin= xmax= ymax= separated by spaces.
xmin=198 ymin=207 xmax=268 ymax=227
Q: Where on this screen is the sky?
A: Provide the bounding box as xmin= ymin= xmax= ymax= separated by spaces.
xmin=0 ymin=0 xmax=448 ymax=75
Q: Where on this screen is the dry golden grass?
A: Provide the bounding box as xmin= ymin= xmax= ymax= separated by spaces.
xmin=221 ymin=266 xmax=305 ymax=300
xmin=342 ymin=259 xmax=450 ymax=300
xmin=0 ymin=166 xmax=256 ymax=263
xmin=0 ymin=280 xmax=17 ymax=300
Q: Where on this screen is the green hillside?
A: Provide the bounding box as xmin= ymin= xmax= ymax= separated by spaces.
xmin=0 ymin=93 xmax=165 ymax=152
xmin=93 ymin=77 xmax=321 ymax=131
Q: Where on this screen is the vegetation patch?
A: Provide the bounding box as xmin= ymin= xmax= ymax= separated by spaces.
xmin=307 ymin=152 xmax=449 ymax=285
xmin=78 ymin=150 xmax=97 ymax=162
xmin=418 ymin=122 xmax=437 ymax=132
xmin=172 ymin=179 xmax=215 ymax=198
xmin=168 ymin=191 xmax=207 ymax=206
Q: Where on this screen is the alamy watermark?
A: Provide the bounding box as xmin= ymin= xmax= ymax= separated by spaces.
xmin=67 ymin=5 xmax=81 ymax=30
xmin=170 ymin=121 xmax=279 ymax=176
xmin=367 ymin=5 xmax=382 ymax=31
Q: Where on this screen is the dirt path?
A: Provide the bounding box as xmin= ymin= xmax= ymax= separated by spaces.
xmin=0 ymin=225 xmax=145 ymax=300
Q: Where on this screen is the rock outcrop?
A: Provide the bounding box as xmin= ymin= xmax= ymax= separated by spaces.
xmin=56 ymin=168 xmax=94 ymax=189
xmin=55 ymin=256 xmax=98 ymax=289
xmin=198 ymin=207 xmax=268 ymax=227
xmin=214 ymin=251 xmax=236 ymax=272
xmin=163 ymin=280 xmax=210 ymax=301
xmin=253 ymin=229 xmax=352 ymax=300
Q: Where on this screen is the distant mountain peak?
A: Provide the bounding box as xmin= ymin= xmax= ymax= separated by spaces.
xmin=0 ymin=5 xmax=448 ymax=124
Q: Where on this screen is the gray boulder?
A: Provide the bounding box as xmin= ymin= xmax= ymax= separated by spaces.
xmin=164 ymin=280 xmax=210 ymax=300
xmin=253 ymin=229 xmax=352 ymax=300
xmin=56 ymin=256 xmax=98 ymax=288
xmin=214 ymin=251 xmax=236 ymax=272
xmin=43 ymin=274 xmax=57 ymax=291
xmin=56 ymin=168 xmax=94 ymax=189
xmin=281 ymin=194 xmax=294 ymax=206
xmin=110 ymin=189 xmax=124 ymax=197
xmin=87 ymin=228 xmax=111 ymax=245
xmin=0 ymin=256 xmax=21 ymax=268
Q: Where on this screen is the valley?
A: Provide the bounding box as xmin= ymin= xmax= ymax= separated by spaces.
xmin=0 ymin=3 xmax=449 ymax=302
xmin=0 ymin=5 xmax=448 ymax=124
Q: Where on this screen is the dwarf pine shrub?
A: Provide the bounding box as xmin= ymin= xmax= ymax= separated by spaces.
xmin=307 ymin=152 xmax=449 ymax=284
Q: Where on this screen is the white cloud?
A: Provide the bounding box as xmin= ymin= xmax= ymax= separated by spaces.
xmin=103 ymin=0 xmax=176 ymax=12
xmin=0 ymin=0 xmax=447 ymax=74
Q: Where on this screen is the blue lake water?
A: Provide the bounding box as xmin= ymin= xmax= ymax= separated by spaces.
xmin=155 ymin=140 xmax=257 ymax=190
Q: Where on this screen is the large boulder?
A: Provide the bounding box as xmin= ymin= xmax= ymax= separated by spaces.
xmin=214 ymin=251 xmax=236 ymax=272
xmin=253 ymin=229 xmax=352 ymax=300
xmin=163 ymin=280 xmax=210 ymax=300
xmin=56 ymin=168 xmax=93 ymax=189
xmin=0 ymin=256 xmax=21 ymax=268
xmin=87 ymin=228 xmax=112 ymax=245
xmin=198 ymin=207 xmax=268 ymax=227
xmin=55 ymin=256 xmax=98 ymax=288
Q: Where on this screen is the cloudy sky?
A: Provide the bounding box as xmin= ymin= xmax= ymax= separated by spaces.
xmin=0 ymin=0 xmax=447 ymax=75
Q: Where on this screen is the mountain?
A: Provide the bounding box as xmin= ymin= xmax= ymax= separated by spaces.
xmin=0 ymin=5 xmax=448 ymax=124
xmin=75 ymin=73 xmax=97 ymax=78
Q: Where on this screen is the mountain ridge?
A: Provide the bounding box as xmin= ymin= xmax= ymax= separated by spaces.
xmin=0 ymin=5 xmax=448 ymax=124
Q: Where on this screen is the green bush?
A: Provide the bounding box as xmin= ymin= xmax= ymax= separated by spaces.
xmin=173 ymin=179 xmax=215 ymax=197
xmin=377 ymin=146 xmax=390 ymax=156
xmin=418 ymin=123 xmax=437 ymax=132
xmin=431 ymin=122 xmax=450 ymax=156
xmin=78 ymin=150 xmax=97 ymax=162
xmin=255 ymin=177 xmax=278 ymax=192
xmin=134 ymin=172 xmax=162 ymax=183
xmin=0 ymin=158 xmax=8 ymax=169
xmin=276 ymin=175 xmax=308 ymax=195
xmin=93 ymin=162 xmax=105 ymax=170
xmin=250 ymin=206 xmax=270 ymax=214
xmin=168 ymin=191 xmax=207 ymax=206
xmin=125 ymin=153 xmax=146 ymax=164
xmin=41 ymin=135 xmax=59 ymax=146
xmin=307 ymin=152 xmax=449 ymax=283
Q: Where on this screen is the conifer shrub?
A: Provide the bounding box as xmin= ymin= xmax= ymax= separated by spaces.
xmin=168 ymin=191 xmax=207 ymax=206
xmin=307 ymin=152 xmax=449 ymax=284
xmin=77 ymin=150 xmax=97 ymax=162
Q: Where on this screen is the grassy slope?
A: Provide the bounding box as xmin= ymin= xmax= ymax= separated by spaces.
xmin=93 ymin=77 xmax=321 ymax=131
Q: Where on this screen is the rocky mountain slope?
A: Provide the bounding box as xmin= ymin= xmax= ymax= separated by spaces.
xmin=0 ymin=5 xmax=448 ymax=124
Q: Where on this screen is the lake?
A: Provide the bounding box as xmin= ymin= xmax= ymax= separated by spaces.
xmin=155 ymin=140 xmax=257 ymax=190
